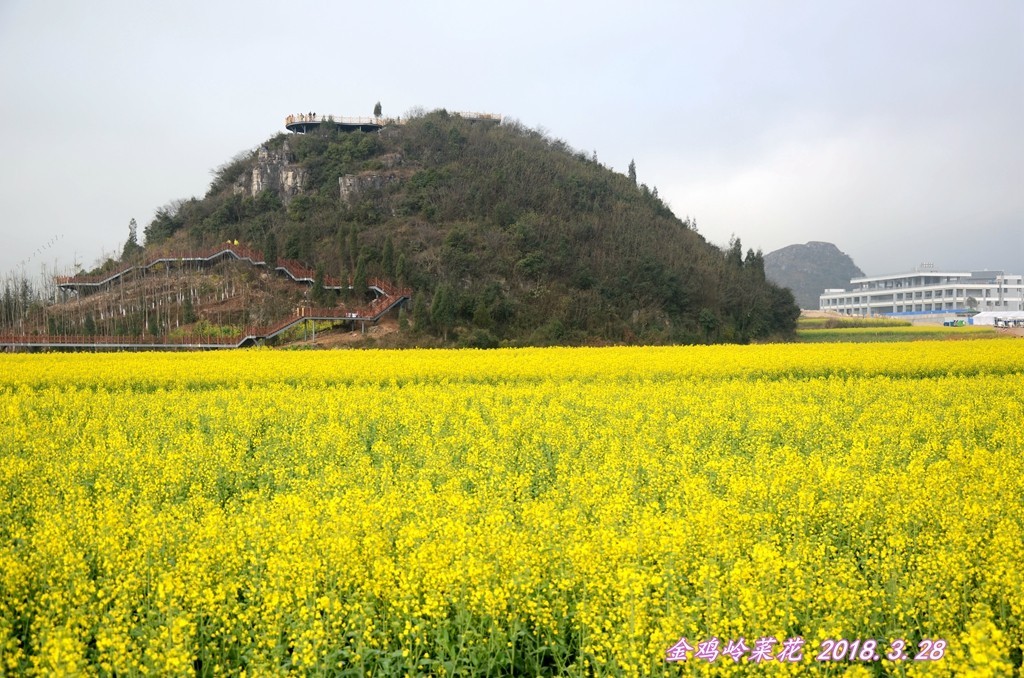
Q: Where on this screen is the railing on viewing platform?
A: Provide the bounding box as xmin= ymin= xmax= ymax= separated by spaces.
xmin=284 ymin=111 xmax=500 ymax=131
xmin=285 ymin=114 xmax=393 ymax=128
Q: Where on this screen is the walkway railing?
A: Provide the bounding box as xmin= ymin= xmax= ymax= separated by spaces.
xmin=285 ymin=114 xmax=390 ymax=126
xmin=56 ymin=244 xmax=345 ymax=290
xmin=3 ymin=272 xmax=412 ymax=350
xmin=0 ymin=333 xmax=241 ymax=349
xmin=283 ymin=111 xmax=500 ymax=130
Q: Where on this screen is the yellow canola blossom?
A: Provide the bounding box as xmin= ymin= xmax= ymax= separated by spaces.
xmin=0 ymin=340 xmax=1022 ymax=676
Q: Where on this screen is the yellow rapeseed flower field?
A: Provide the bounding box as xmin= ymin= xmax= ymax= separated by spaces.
xmin=1 ymin=340 xmax=1022 ymax=676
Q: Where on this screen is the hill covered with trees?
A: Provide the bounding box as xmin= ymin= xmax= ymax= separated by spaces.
xmin=5 ymin=110 xmax=799 ymax=346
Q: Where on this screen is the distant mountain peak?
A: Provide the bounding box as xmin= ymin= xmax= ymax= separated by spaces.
xmin=764 ymin=242 xmax=864 ymax=309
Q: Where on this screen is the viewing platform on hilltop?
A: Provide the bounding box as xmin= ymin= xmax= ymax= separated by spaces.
xmin=284 ymin=111 xmax=502 ymax=133
xmin=285 ymin=114 xmax=387 ymax=133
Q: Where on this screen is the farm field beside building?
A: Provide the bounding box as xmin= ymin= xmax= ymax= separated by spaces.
xmin=1 ymin=342 xmax=1022 ymax=675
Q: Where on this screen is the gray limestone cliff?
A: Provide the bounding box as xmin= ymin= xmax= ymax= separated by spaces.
xmin=339 ymin=172 xmax=402 ymax=204
xmin=234 ymin=141 xmax=308 ymax=202
xmin=339 ymin=153 xmax=406 ymax=204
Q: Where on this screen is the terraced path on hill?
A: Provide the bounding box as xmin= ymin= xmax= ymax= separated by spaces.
xmin=3 ymin=246 xmax=411 ymax=350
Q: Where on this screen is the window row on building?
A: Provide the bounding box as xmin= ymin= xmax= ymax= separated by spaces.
xmin=819 ymin=270 xmax=1024 ymax=316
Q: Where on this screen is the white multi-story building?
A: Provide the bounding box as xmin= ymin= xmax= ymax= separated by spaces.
xmin=819 ymin=268 xmax=1024 ymax=317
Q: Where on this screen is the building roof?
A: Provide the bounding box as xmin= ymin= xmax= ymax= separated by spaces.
xmin=849 ymin=271 xmax=972 ymax=284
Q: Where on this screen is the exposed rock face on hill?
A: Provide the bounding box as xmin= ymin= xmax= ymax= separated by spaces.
xmin=235 ymin=141 xmax=308 ymax=202
xmin=764 ymin=242 xmax=864 ymax=309
xmin=339 ymin=172 xmax=403 ymax=204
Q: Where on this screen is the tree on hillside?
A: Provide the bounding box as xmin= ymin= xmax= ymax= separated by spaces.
xmin=312 ymin=265 xmax=328 ymax=305
xmin=382 ymin=237 xmax=395 ymax=277
xmin=263 ymin=231 xmax=278 ymax=268
xmin=284 ymin=231 xmax=301 ymax=261
xmin=628 ymin=159 xmax=637 ymax=184
xmin=412 ymin=294 xmax=430 ymax=335
xmin=122 ymin=218 xmax=143 ymax=260
xmin=745 ymin=248 xmax=766 ymax=281
xmin=395 ymin=253 xmax=407 ymax=286
xmin=473 ymin=298 xmax=492 ymax=329
xmin=183 ymin=294 xmax=197 ymax=324
xmin=337 ymin=230 xmax=349 ymax=280
xmin=144 ymin=201 xmax=185 ymax=245
xmin=726 ymin=236 xmax=744 ymax=269
xmin=347 ymin=224 xmax=359 ymax=270
xmin=431 ymin=284 xmax=455 ymax=341
xmin=352 ymin=250 xmax=368 ymax=292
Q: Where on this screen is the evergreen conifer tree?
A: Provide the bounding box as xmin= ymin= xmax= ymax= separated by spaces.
xmin=472 ymin=299 xmax=492 ymax=329
xmin=183 ymin=294 xmax=197 ymax=324
xmin=396 ymin=253 xmax=407 ymax=285
xmin=431 ymin=284 xmax=455 ymax=341
xmin=412 ymin=294 xmax=429 ymax=334
xmin=312 ymin=266 xmax=328 ymax=305
xmin=353 ymin=250 xmax=368 ymax=292
xmin=382 ymin=237 xmax=395 ymax=277
xmin=347 ymin=224 xmax=359 ymax=270
xmin=122 ymin=218 xmax=143 ymax=260
xmin=263 ymin=231 xmax=278 ymax=268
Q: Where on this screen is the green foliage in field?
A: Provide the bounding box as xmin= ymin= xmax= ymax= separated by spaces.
xmin=169 ymin=320 xmax=241 ymax=340
xmin=797 ymin=324 xmax=998 ymax=342
xmin=796 ymin=316 xmax=911 ymax=329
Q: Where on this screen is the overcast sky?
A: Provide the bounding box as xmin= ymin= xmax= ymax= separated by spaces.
xmin=1 ymin=0 xmax=1021 ymax=280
